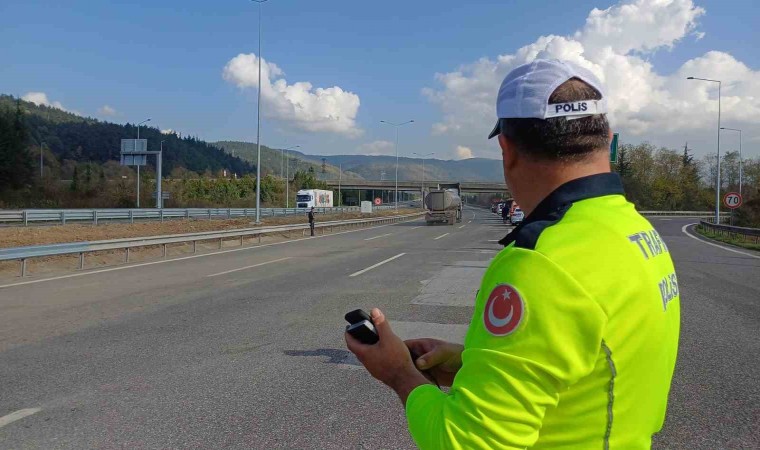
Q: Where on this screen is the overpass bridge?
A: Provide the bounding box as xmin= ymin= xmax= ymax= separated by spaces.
xmin=324 ymin=180 xmax=508 ymax=195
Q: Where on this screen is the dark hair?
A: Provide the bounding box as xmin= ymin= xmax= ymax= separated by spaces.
xmin=501 ymin=78 xmax=610 ymax=161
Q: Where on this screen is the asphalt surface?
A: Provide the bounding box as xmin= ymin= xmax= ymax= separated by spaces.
xmin=0 ymin=210 xmax=757 ymax=449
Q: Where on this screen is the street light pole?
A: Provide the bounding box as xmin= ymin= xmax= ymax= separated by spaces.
xmin=687 ymin=77 xmax=721 ymax=223
xmin=413 ymin=152 xmax=434 ymax=207
xmin=252 ymin=0 xmax=268 ymax=223
xmin=286 ymin=157 xmax=295 ymax=209
xmin=720 ymin=127 xmax=742 ymax=195
xmin=158 ymin=140 xmax=165 ymax=208
xmin=380 ymin=119 xmax=414 ymax=210
xmin=278 ymin=145 xmax=300 ymax=206
xmin=136 ymin=118 xmax=151 ymax=208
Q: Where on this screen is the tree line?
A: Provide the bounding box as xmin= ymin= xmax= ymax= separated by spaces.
xmin=2 ymin=93 xmax=757 ymax=225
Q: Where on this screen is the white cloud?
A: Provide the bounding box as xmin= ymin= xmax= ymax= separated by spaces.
xmin=98 ymin=105 xmax=117 ymax=116
xmin=456 ymin=145 xmax=474 ymax=159
xmin=358 ymin=140 xmax=395 ymax=156
xmin=22 ymin=92 xmax=66 ymax=110
xmin=161 ymin=129 xmax=176 ymax=135
xmin=223 ymin=53 xmax=362 ymax=137
xmin=424 ymin=0 xmax=760 ymax=156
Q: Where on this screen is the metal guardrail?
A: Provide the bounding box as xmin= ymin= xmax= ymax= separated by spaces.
xmin=0 ymin=212 xmax=424 ymax=277
xmin=639 ymin=211 xmax=730 ymax=217
xmin=0 ymin=206 xmax=396 ymax=226
xmin=697 ymin=221 xmax=760 ymax=243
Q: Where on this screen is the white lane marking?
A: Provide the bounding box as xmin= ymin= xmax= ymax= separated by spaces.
xmin=660 ymin=218 xmax=672 ymax=221
xmin=681 ymin=224 xmax=760 ymax=260
xmin=0 ymin=220 xmax=410 ymax=290
xmin=410 ymin=226 xmax=423 ymax=230
xmin=468 ymin=220 xmax=472 ymax=224
xmin=487 ymin=239 xmax=500 ymax=242
xmin=458 ymin=225 xmax=466 ymax=229
xmin=207 ymin=257 xmax=292 ymax=278
xmin=364 ymin=233 xmax=394 ymax=241
xmin=434 ymin=233 xmax=450 ymax=241
xmin=349 ymin=253 xmax=406 ymax=277
xmin=0 ymin=408 xmax=42 ymax=428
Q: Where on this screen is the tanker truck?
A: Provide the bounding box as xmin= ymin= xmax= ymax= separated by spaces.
xmin=425 ymin=189 xmax=462 ymax=225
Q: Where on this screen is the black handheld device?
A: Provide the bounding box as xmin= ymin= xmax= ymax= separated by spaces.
xmin=344 ymin=309 xmax=379 ymax=345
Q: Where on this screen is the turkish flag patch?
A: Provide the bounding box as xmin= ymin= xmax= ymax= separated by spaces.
xmin=483 ymin=284 xmax=524 ymax=336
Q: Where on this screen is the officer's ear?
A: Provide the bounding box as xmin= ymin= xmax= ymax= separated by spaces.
xmin=498 ymin=133 xmax=519 ymax=174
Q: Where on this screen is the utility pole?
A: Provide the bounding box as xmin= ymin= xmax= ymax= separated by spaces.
xmin=380 ymin=119 xmax=414 ymax=211
xmin=252 ymin=0 xmax=268 ymax=223
xmin=135 ymin=118 xmax=151 ymax=208
xmin=157 ymin=140 xmax=165 ymax=208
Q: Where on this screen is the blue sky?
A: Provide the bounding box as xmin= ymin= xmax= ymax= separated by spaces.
xmin=1 ymin=0 xmax=758 ymax=160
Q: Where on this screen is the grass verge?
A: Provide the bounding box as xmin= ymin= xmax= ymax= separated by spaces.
xmin=695 ymin=226 xmax=760 ymax=251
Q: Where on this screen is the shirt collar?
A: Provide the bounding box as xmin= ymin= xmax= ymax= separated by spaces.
xmin=499 ymin=172 xmax=624 ymax=247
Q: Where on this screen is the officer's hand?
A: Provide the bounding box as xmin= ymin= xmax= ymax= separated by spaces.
xmin=345 ymin=308 xmax=429 ymax=402
xmin=405 ymin=338 xmax=463 ymax=387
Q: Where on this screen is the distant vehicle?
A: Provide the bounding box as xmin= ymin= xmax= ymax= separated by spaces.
xmin=296 ymin=189 xmax=333 ymax=208
xmin=510 ymin=207 xmax=524 ymax=225
xmin=425 ymin=189 xmax=462 ymax=225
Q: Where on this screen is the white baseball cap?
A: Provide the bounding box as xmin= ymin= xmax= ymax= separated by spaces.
xmin=488 ymin=59 xmax=607 ymax=139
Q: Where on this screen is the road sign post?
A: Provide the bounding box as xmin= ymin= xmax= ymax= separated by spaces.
xmin=120 ymin=139 xmax=163 ymax=209
xmin=723 ymin=192 xmax=742 ymax=226
xmin=610 ymin=133 xmax=619 ymax=163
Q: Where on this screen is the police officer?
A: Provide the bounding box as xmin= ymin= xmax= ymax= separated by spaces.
xmin=308 ymin=207 xmax=316 ymax=236
xmin=346 ymin=59 xmax=680 ymax=449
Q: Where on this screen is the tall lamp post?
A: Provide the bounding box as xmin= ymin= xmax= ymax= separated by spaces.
xmin=687 ymin=77 xmax=721 ymax=223
xmin=280 ymin=145 xmax=300 ymax=179
xmin=136 ymin=118 xmax=151 ymax=208
xmin=720 ymin=127 xmax=742 ymax=195
xmin=252 ymin=0 xmax=268 ymax=223
xmin=380 ymin=119 xmax=414 ymax=210
xmin=286 ymin=157 xmax=298 ymax=209
xmin=412 ymin=151 xmax=434 ymax=207
xmin=158 ymin=140 xmax=165 ymax=208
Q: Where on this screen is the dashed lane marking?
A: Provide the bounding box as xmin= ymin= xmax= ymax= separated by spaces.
xmin=364 ymin=233 xmax=394 ymax=241
xmin=0 ymin=220 xmax=415 ymax=290
xmin=207 ymin=257 xmax=292 ymax=277
xmin=434 ymin=233 xmax=450 ymax=241
xmin=0 ymin=408 xmax=42 ymax=429
xmin=349 ymin=253 xmax=406 ymax=277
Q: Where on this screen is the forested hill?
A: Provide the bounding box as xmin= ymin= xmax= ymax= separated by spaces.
xmin=0 ymin=95 xmax=253 ymax=176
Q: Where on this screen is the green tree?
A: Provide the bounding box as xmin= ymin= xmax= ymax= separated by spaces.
xmin=0 ymin=100 xmax=34 ymax=190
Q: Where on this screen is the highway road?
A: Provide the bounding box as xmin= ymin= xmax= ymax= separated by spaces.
xmin=0 ymin=209 xmax=757 ymax=449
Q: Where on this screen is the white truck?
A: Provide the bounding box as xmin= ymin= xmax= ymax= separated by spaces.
xmin=296 ymin=189 xmax=333 ymax=208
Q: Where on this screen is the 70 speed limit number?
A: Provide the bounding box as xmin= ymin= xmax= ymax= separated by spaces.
xmin=723 ymin=192 xmax=743 ymax=209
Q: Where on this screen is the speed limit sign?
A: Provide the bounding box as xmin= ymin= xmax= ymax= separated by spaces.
xmin=723 ymin=192 xmax=742 ymax=209
xmin=374 ymin=197 xmax=382 ymax=206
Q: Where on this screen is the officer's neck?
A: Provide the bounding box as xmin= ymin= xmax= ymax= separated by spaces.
xmin=510 ymin=152 xmax=611 ymax=217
